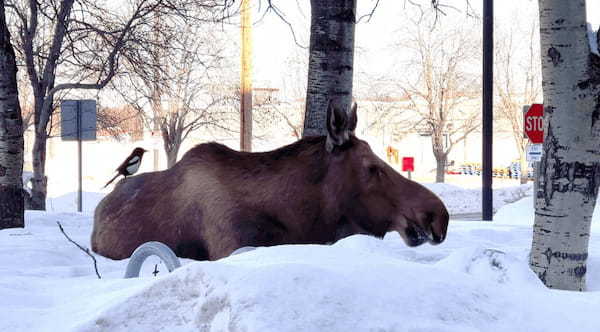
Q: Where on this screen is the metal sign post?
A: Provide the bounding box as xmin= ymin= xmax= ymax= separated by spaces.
xmin=523 ymin=103 xmax=544 ymax=210
xmin=482 ymin=0 xmax=494 ymax=221
xmin=77 ymin=101 xmax=82 ymax=212
xmin=61 ymin=100 xmax=97 ymax=212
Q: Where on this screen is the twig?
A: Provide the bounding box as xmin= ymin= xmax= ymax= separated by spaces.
xmin=357 ymin=0 xmax=381 ymax=23
xmin=56 ymin=221 xmax=101 ymax=279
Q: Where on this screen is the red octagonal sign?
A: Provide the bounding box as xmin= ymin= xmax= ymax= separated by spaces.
xmin=524 ymin=104 xmax=544 ymax=144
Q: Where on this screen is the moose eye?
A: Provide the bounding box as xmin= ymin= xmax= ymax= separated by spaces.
xmin=368 ymin=165 xmax=379 ymax=176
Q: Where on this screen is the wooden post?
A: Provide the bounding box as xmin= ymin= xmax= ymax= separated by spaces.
xmin=240 ymin=0 xmax=253 ymax=152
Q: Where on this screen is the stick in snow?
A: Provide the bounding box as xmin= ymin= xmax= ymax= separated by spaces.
xmin=56 ymin=221 xmax=101 ymax=279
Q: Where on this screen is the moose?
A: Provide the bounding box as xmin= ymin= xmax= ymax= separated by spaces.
xmin=92 ymin=101 xmax=449 ymax=261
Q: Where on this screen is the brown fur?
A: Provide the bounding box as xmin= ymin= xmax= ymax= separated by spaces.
xmin=92 ymin=102 xmax=449 ymax=260
xmin=92 ymin=136 xmax=449 ymax=261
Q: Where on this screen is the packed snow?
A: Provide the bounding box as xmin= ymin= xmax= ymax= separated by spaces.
xmin=1 ymin=183 xmax=600 ymax=332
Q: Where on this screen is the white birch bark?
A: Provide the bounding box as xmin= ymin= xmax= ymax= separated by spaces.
xmin=303 ymin=0 xmax=356 ymax=137
xmin=529 ymin=0 xmax=600 ymax=291
xmin=0 ymin=1 xmax=24 ymax=229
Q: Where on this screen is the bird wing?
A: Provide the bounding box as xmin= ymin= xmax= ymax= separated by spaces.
xmin=116 ymin=154 xmax=138 ymax=172
xmin=125 ymin=156 xmax=141 ymax=174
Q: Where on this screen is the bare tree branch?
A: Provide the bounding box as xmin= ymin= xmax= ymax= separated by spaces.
xmin=56 ymin=221 xmax=101 ymax=279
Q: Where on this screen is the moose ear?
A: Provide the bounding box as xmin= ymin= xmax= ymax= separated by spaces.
xmin=326 ymin=99 xmax=356 ymax=152
xmin=348 ymin=101 xmax=357 ymax=133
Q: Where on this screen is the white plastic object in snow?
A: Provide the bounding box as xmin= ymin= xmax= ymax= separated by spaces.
xmin=230 ymin=246 xmax=256 ymax=256
xmin=124 ymin=241 xmax=181 ymax=278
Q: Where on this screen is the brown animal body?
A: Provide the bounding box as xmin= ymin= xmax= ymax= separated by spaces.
xmin=92 ymin=102 xmax=449 ymax=260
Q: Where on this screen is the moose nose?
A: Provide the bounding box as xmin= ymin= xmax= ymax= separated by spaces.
xmin=426 ymin=208 xmax=449 ymax=245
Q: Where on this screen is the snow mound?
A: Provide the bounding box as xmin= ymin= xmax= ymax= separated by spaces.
xmin=424 ymin=183 xmax=532 ymax=215
xmin=67 ymin=238 xmax=600 ymax=332
xmin=3 ymin=186 xmax=600 ymax=332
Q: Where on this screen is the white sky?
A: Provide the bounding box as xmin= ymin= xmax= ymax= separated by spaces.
xmin=98 ymin=0 xmax=600 ymax=106
xmin=250 ymin=0 xmax=600 ymax=90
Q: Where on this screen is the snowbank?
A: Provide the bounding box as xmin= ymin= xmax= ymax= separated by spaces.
xmin=2 ymin=203 xmax=600 ymax=331
xmin=424 ymin=183 xmax=532 ymax=215
xmin=3 ymin=184 xmax=600 ymax=332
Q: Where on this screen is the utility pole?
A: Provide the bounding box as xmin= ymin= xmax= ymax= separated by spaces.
xmin=240 ymin=0 xmax=253 ymax=151
xmin=152 ymin=14 xmax=162 ymax=170
xmin=482 ymin=0 xmax=494 ymax=221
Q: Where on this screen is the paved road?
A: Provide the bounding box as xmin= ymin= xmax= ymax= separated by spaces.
xmin=450 ymin=213 xmax=490 ymax=221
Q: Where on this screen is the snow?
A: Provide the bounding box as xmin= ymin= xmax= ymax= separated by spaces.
xmin=2 ymin=185 xmax=600 ymax=332
xmin=424 ymin=182 xmax=531 ymax=215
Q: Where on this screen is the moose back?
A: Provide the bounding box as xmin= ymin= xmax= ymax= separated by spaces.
xmin=92 ymin=102 xmax=449 ymax=260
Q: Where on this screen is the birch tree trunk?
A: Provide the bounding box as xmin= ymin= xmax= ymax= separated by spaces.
xmin=0 ymin=1 xmax=24 ymax=229
xmin=529 ymin=0 xmax=600 ymax=291
xmin=303 ymin=0 xmax=356 ymax=137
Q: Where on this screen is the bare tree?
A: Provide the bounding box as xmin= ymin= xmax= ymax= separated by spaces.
xmin=393 ymin=13 xmax=481 ymax=182
xmin=114 ymin=20 xmax=236 ymax=168
xmin=16 ymin=70 xmax=34 ymax=133
xmin=0 ymin=0 xmax=24 ymax=229
xmin=5 ymin=0 xmax=233 ymax=209
xmin=255 ymin=50 xmax=307 ymax=141
xmin=529 ymin=0 xmax=600 ymax=291
xmin=263 ymin=0 xmax=471 ymax=140
xmin=494 ymin=11 xmax=542 ymax=184
xmin=254 ymin=101 xmax=304 ymax=140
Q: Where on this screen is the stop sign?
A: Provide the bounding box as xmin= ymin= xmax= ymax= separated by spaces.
xmin=524 ymin=104 xmax=544 ymax=144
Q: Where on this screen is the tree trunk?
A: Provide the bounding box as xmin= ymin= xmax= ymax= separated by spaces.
xmin=30 ymin=131 xmax=47 ymax=210
xmin=161 ymin=122 xmax=182 ymax=169
xmin=518 ymin=144 xmax=529 ymax=184
xmin=165 ymin=144 xmax=180 ymax=169
xmin=529 ymin=0 xmax=600 ymax=291
xmin=434 ymin=152 xmax=447 ymax=183
xmin=303 ymin=0 xmax=356 ymax=137
xmin=0 ymin=1 xmax=24 ymax=229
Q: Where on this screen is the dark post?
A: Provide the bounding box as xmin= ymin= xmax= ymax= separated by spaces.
xmin=77 ymin=101 xmax=82 ymax=213
xmin=482 ymin=0 xmax=494 ymax=221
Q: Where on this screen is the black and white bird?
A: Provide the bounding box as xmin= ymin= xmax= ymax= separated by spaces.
xmin=103 ymin=147 xmax=148 ymax=188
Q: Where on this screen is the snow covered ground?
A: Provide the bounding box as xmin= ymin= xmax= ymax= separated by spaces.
xmin=424 ymin=182 xmax=532 ymax=215
xmin=2 ymin=184 xmax=600 ymax=332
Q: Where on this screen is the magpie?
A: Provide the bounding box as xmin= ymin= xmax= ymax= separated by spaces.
xmin=103 ymin=147 xmax=148 ymax=188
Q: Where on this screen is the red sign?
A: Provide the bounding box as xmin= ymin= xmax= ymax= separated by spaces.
xmin=402 ymin=157 xmax=415 ymax=172
xmin=524 ymin=104 xmax=544 ymax=144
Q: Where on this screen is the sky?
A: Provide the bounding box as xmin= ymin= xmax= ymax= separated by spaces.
xmin=96 ymin=0 xmax=600 ymax=107
xmin=249 ymin=0 xmax=600 ymax=92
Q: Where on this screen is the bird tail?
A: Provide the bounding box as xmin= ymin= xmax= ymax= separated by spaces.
xmin=103 ymin=173 xmax=120 ymax=188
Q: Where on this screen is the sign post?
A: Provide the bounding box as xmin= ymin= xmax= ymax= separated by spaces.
xmin=61 ymin=100 xmax=97 ymax=212
xmin=482 ymin=0 xmax=494 ymax=221
xmin=402 ymin=157 xmax=415 ymax=180
xmin=524 ymin=103 xmax=544 ymax=209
